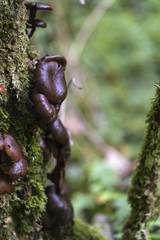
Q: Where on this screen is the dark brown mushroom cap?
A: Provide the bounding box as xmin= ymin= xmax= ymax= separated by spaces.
xmin=27 ymin=19 xmax=47 ymax=29
xmin=34 ymin=57 xmax=67 ymax=105
xmin=24 ymin=2 xmax=53 ymax=11
xmin=34 ymin=19 xmax=46 ymax=28
xmin=3 ymin=135 xmax=22 ymax=162
xmin=36 ymin=3 xmax=53 ymax=10
xmin=41 ymin=55 xmax=67 ymax=71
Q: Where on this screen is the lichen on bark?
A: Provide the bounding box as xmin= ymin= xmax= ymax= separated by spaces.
xmin=122 ymin=87 xmax=160 ymax=240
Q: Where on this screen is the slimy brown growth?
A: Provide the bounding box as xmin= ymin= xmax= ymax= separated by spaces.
xmin=0 ymin=135 xmax=27 ymax=195
xmin=24 ymin=1 xmax=53 ymax=38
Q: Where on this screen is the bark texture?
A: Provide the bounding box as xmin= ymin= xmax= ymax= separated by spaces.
xmin=0 ymin=1 xmax=110 ymax=240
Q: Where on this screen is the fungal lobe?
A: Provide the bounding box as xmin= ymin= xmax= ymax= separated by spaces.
xmin=43 ymin=184 xmax=73 ymax=236
xmin=34 ymin=56 xmax=67 ymax=105
xmin=32 ymin=92 xmax=57 ymax=123
xmin=3 ymin=134 xmax=22 ymax=162
xmin=0 ymin=134 xmax=27 ymax=189
xmin=41 ymin=55 xmax=67 ymax=70
xmin=33 ymin=19 xmax=46 ymax=28
xmin=24 ymin=2 xmax=53 ymax=11
xmin=49 ymin=118 xmax=70 ymax=147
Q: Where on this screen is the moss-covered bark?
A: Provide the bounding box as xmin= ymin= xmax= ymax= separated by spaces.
xmin=0 ymin=1 xmax=47 ymax=239
xmin=122 ymin=88 xmax=160 ymax=240
xmin=0 ymin=1 xmax=111 ymax=240
xmin=65 ymin=218 xmax=110 ymax=240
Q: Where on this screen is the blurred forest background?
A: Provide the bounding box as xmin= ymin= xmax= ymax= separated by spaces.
xmin=31 ymin=0 xmax=160 ymax=239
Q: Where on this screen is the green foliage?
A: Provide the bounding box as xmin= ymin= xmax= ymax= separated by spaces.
xmin=67 ymin=158 xmax=130 ymax=239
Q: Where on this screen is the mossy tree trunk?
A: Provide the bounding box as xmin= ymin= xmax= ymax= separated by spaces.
xmin=122 ymin=87 xmax=160 ymax=240
xmin=0 ymin=1 xmax=110 ymax=240
xmin=0 ymin=0 xmax=47 ymax=239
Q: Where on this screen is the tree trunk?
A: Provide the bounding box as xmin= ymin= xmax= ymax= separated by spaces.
xmin=0 ymin=0 xmax=47 ymax=239
xmin=122 ymin=87 xmax=160 ymax=239
xmin=0 ymin=1 xmax=110 ymax=240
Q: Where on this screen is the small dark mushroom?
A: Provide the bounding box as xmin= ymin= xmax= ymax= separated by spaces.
xmin=24 ymin=1 xmax=53 ymax=38
xmin=24 ymin=2 xmax=53 ymax=11
xmin=30 ymin=19 xmax=46 ymax=29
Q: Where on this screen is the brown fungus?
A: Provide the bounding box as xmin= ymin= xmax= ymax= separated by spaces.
xmin=24 ymin=1 xmax=53 ymax=38
xmin=42 ymin=184 xmax=73 ymax=238
xmin=32 ymin=91 xmax=57 ymax=124
xmin=3 ymin=134 xmax=22 ymax=162
xmin=34 ymin=55 xmax=67 ymax=106
xmin=29 ymin=55 xmax=68 ymax=124
xmin=0 ymin=135 xmax=27 ymax=195
xmin=48 ymin=118 xmax=70 ymax=149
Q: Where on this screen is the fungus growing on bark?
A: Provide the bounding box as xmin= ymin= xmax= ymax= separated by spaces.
xmin=42 ymin=184 xmax=73 ymax=238
xmin=0 ymin=135 xmax=27 ymax=194
xmin=24 ymin=1 xmax=53 ymax=38
xmin=28 ymin=55 xmax=68 ymax=124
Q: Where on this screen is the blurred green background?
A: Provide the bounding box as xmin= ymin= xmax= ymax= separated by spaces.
xmin=31 ymin=0 xmax=160 ymax=239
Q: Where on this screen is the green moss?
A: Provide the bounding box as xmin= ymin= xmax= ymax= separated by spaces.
xmin=64 ymin=218 xmax=111 ymax=240
xmin=122 ymin=87 xmax=160 ymax=240
xmin=0 ymin=1 xmax=47 ymax=239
